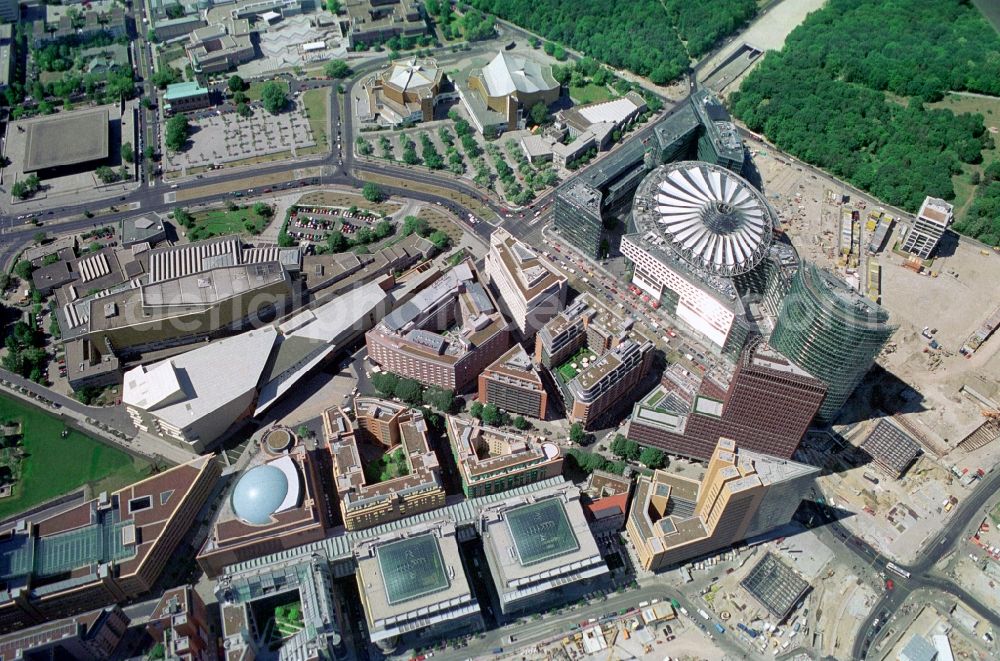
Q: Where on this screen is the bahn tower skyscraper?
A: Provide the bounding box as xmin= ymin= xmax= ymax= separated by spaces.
xmin=769 ymin=262 xmax=895 ymax=423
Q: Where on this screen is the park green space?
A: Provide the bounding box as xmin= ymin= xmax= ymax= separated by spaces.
xmin=730 ymin=0 xmax=1000 ymax=246
xmin=189 ymin=206 xmax=272 ymax=239
xmin=301 ymin=88 xmax=329 ymax=148
xmin=247 ymin=80 xmax=289 ymax=101
xmin=569 ymin=84 xmax=616 ymax=105
xmin=928 ymin=93 xmax=1000 ymax=218
xmin=0 ymin=393 xmax=150 ymax=520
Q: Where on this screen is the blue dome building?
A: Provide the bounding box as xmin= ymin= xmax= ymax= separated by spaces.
xmin=230 ymin=458 xmax=302 ymax=525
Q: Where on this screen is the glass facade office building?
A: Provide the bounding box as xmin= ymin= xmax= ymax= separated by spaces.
xmin=770 ymin=262 xmax=895 ymax=422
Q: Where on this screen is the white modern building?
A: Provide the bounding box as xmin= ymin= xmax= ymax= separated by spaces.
xmin=621 ymin=161 xmax=775 ymax=353
xmin=123 ymin=327 xmax=278 ymax=452
xmin=484 ymin=228 xmax=567 ymax=336
xmin=901 ymin=196 xmax=953 ymax=259
xmin=255 ymin=281 xmax=390 ymax=414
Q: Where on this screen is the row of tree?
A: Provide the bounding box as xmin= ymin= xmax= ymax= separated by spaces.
xmin=370 ymin=371 xmax=456 ymax=413
xmin=564 ymin=448 xmax=626 ymax=476
xmin=319 ymin=219 xmax=394 ymax=254
xmin=469 ymin=401 xmax=531 ymax=431
xmin=609 ymin=434 xmax=667 ymax=469
xmin=730 ymin=0 xmax=997 ymax=216
xmin=2 ymin=321 xmax=47 ymax=383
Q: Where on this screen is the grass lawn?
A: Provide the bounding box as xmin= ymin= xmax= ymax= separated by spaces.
xmin=247 ymin=80 xmax=290 ymax=101
xmin=188 ymin=205 xmax=273 ymax=239
xmin=556 ymin=347 xmax=597 ymax=382
xmin=301 ymin=89 xmax=329 ymax=149
xmin=570 ymin=83 xmax=616 ymax=105
xmin=0 ymin=394 xmax=150 ymax=520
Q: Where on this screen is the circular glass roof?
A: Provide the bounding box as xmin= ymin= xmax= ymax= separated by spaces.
xmin=231 ymin=464 xmax=289 ymax=526
xmin=640 ymin=161 xmax=773 ymax=276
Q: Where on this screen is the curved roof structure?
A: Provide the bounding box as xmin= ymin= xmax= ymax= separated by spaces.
xmin=636 ymin=162 xmax=774 ymax=276
xmin=386 ymin=58 xmax=439 ymax=91
xmin=481 ymin=51 xmax=557 ymax=97
xmin=231 ymin=455 xmax=302 ymax=525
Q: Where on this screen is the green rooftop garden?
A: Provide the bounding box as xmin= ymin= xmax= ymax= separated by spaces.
xmin=556 ymin=346 xmax=597 ymax=382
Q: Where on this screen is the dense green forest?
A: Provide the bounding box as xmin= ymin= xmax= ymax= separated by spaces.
xmin=956 ymin=163 xmax=1000 ymax=245
xmin=663 ymin=0 xmax=757 ymax=59
xmin=730 ymin=0 xmax=1000 ymax=244
xmin=467 ymin=0 xmax=755 ymax=83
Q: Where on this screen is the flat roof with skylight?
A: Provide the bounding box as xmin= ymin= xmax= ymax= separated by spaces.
xmin=480 ymin=483 xmax=608 ymax=612
xmin=506 ymin=498 xmax=579 ymax=566
xmin=354 ymin=521 xmax=481 ymax=644
xmin=377 ymin=534 xmax=450 ymax=605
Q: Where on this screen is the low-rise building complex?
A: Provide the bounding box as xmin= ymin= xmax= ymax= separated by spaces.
xmin=197 ymin=428 xmax=330 ymax=578
xmin=325 ymin=400 xmax=445 ymax=531
xmin=361 ymin=57 xmax=447 ymax=126
xmin=354 ymin=520 xmax=482 ymax=653
xmin=145 ymin=585 xmax=216 ymax=661
xmin=536 ymin=295 xmax=652 ymax=429
xmin=446 ymin=415 xmax=562 ymax=497
xmin=0 ymin=606 xmax=129 ymax=661
xmin=0 ymin=456 xmax=219 ymax=632
xmin=480 ymin=483 xmax=609 ymax=614
xmin=478 ymin=344 xmax=549 ymax=419
xmin=123 ymin=327 xmax=278 ymax=452
xmin=366 ymin=260 xmax=510 ymax=391
xmin=457 ymin=50 xmax=560 ymax=135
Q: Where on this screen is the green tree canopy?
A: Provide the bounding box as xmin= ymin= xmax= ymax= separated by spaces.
xmin=371 ymin=372 xmax=399 ymax=397
xmin=362 ymin=182 xmax=383 ymax=202
xmin=428 ymin=230 xmax=450 ymax=250
xmin=423 ymin=386 xmax=454 ymax=413
xmin=165 ymin=115 xmax=190 ymax=152
xmin=639 ymin=446 xmax=667 ymax=469
xmin=394 ymin=378 xmax=423 ymax=405
xmin=259 ymin=81 xmax=288 ymax=114
xmin=324 ymin=59 xmax=351 ymax=78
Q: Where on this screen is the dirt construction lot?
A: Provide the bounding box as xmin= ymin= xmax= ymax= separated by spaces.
xmin=752 ymin=145 xmax=1000 ymax=465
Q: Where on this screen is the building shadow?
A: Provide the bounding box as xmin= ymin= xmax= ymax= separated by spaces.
xmin=794 ymin=429 xmax=875 ymax=476
xmin=932 ymin=230 xmax=960 ymax=259
xmin=831 ymin=365 xmax=926 ymax=427
xmin=742 ymin=151 xmax=765 ymax=193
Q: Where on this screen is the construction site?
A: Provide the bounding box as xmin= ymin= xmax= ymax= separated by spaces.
xmin=750 ymin=136 xmax=1000 ymax=489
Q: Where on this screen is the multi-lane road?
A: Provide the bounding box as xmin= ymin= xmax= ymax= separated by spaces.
xmin=4 ymin=16 xmax=999 ymax=660
xmin=846 ymin=467 xmax=1000 ymax=658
